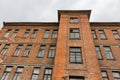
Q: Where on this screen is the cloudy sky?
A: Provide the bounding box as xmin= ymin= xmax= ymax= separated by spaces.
xmin=0 ymin=0 xmax=120 ymax=28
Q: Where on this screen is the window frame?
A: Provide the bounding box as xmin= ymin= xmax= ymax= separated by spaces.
xmin=22 ymin=45 xmax=32 ymax=57
xmin=48 ymin=45 xmax=56 ymax=58
xmin=104 ymin=46 xmax=115 ymax=60
xmin=52 ymin=29 xmax=58 ymax=39
xmin=112 ymin=71 xmax=120 ymax=79
xmin=37 ymin=45 xmax=46 ymax=58
xmin=1 ymin=66 xmax=13 ymax=80
xmin=12 ymin=67 xmax=23 ymax=80
xmin=31 ymin=29 xmax=39 ymax=39
xmin=13 ymin=44 xmax=23 ymax=57
xmin=43 ymin=29 xmax=50 ymax=39
xmin=99 ymin=30 xmax=107 ymax=40
xmin=44 ymin=68 xmax=52 ymax=80
xmin=3 ymin=29 xmax=12 ymax=38
xmin=95 ymin=46 xmax=103 ymax=60
xmin=0 ymin=44 xmax=10 ymax=56
xmin=101 ymin=71 xmax=109 ymax=80
xmin=70 ymin=17 xmax=79 ymax=24
xmin=69 ymin=47 xmax=83 ymax=64
xmin=112 ymin=30 xmax=120 ymax=40
xmin=91 ymin=30 xmax=97 ymax=39
xmin=31 ymin=67 xmax=40 ymax=80
xmin=23 ymin=29 xmax=30 ymax=38
xmin=11 ymin=29 xmax=19 ymax=38
xmin=70 ymin=28 xmax=80 ymax=39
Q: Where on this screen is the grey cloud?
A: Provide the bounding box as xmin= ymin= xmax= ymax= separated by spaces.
xmin=0 ymin=0 xmax=120 ymax=28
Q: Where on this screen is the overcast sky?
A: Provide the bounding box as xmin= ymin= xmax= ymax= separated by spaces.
xmin=0 ymin=0 xmax=120 ymax=28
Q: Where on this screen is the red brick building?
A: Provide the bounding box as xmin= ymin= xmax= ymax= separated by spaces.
xmin=0 ymin=10 xmax=120 ymax=80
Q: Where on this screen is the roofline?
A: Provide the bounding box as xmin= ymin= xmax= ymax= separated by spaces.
xmin=4 ymin=22 xmax=59 ymax=26
xmin=90 ymin=22 xmax=120 ymax=26
xmin=58 ymin=10 xmax=91 ymax=21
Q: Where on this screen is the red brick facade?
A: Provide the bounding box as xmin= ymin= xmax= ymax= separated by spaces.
xmin=0 ymin=10 xmax=120 ymax=80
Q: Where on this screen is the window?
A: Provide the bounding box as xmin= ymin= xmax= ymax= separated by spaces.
xmin=52 ymin=29 xmax=58 ymax=39
xmin=112 ymin=30 xmax=120 ymax=40
xmin=69 ymin=76 xmax=84 ymax=80
xmin=13 ymin=44 xmax=23 ymax=56
xmin=37 ymin=45 xmax=46 ymax=58
xmin=0 ymin=44 xmax=10 ymax=55
xmin=1 ymin=66 xmax=13 ymax=80
xmin=31 ymin=29 xmax=39 ymax=38
xmin=70 ymin=29 xmax=80 ymax=39
xmin=23 ymin=45 xmax=32 ymax=57
xmin=70 ymin=47 xmax=82 ymax=63
xmin=3 ymin=29 xmax=11 ymax=37
xmin=99 ymin=30 xmax=106 ymax=40
xmin=13 ymin=67 xmax=23 ymax=80
xmin=44 ymin=68 xmax=52 ymax=80
xmin=31 ymin=67 xmax=40 ymax=80
xmin=12 ymin=29 xmax=19 ymax=38
xmin=48 ymin=45 xmax=56 ymax=58
xmin=70 ymin=17 xmax=78 ymax=23
xmin=112 ymin=71 xmax=120 ymax=80
xmin=23 ymin=29 xmax=30 ymax=38
xmin=104 ymin=46 xmax=114 ymax=60
xmin=95 ymin=46 xmax=103 ymax=59
xmin=92 ymin=30 xmax=97 ymax=39
xmin=43 ymin=29 xmax=50 ymax=38
xmin=101 ymin=71 xmax=109 ymax=80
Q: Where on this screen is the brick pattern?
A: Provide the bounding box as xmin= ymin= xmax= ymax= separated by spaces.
xmin=0 ymin=10 xmax=120 ymax=80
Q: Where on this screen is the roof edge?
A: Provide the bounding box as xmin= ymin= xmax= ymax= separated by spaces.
xmin=4 ymin=22 xmax=59 ymax=26
xmin=58 ymin=10 xmax=91 ymax=21
xmin=90 ymin=22 xmax=120 ymax=26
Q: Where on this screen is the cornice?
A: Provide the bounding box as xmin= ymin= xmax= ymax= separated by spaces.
xmin=4 ymin=22 xmax=59 ymax=26
xmin=58 ymin=10 xmax=91 ymax=21
xmin=90 ymin=22 xmax=120 ymax=26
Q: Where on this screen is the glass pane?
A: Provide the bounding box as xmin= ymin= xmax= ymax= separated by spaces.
xmin=17 ymin=67 xmax=23 ymax=72
xmin=6 ymin=67 xmax=12 ymax=71
xmin=102 ymin=72 xmax=107 ymax=77
xmin=33 ymin=68 xmax=39 ymax=74
xmin=113 ymin=72 xmax=120 ymax=78
xmin=45 ymin=69 xmax=52 ymax=74
xmin=75 ymin=33 xmax=80 ymax=38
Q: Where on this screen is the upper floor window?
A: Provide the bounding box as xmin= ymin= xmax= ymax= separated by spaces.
xmin=23 ymin=29 xmax=30 ymax=38
xmin=0 ymin=44 xmax=10 ymax=55
xmin=31 ymin=67 xmax=40 ymax=80
xmin=91 ymin=30 xmax=97 ymax=39
xmin=31 ymin=29 xmax=39 ymax=38
xmin=69 ymin=76 xmax=84 ymax=80
xmin=112 ymin=71 xmax=120 ymax=79
xmin=95 ymin=46 xmax=103 ymax=59
xmin=13 ymin=67 xmax=23 ymax=80
xmin=23 ymin=45 xmax=32 ymax=57
xmin=37 ymin=45 xmax=46 ymax=58
xmin=48 ymin=45 xmax=56 ymax=58
xmin=104 ymin=46 xmax=114 ymax=60
xmin=112 ymin=30 xmax=120 ymax=40
xmin=44 ymin=68 xmax=52 ymax=80
xmin=43 ymin=29 xmax=50 ymax=39
xmin=70 ymin=47 xmax=82 ymax=63
xmin=70 ymin=28 xmax=80 ymax=39
xmin=12 ymin=29 xmax=19 ymax=38
xmin=52 ymin=29 xmax=58 ymax=39
xmin=99 ymin=30 xmax=106 ymax=40
xmin=70 ymin=17 xmax=78 ymax=23
xmin=13 ymin=44 xmax=23 ymax=56
xmin=3 ymin=29 xmax=11 ymax=37
xmin=1 ymin=66 xmax=13 ymax=80
xmin=101 ymin=71 xmax=109 ymax=80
